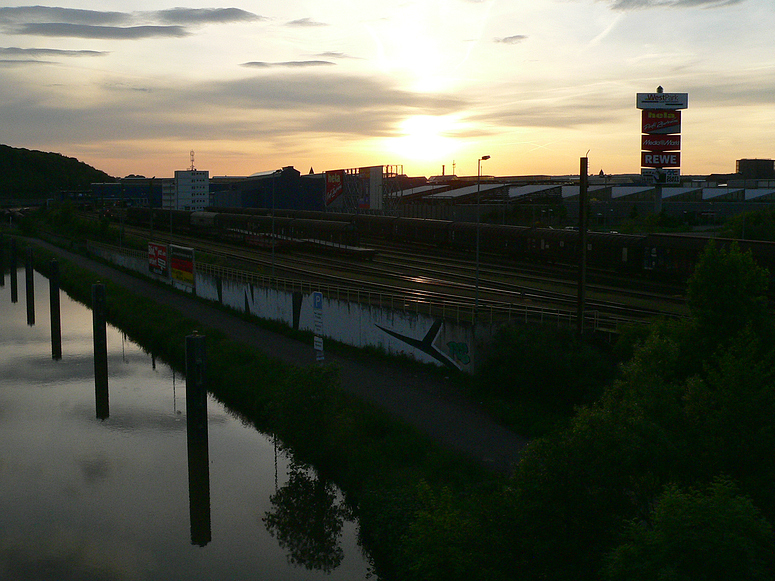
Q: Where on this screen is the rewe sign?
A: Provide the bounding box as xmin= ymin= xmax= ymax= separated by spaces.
xmin=641 ymin=152 xmax=681 ymax=168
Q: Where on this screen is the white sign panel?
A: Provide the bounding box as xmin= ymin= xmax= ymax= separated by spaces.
xmin=637 ymin=92 xmax=688 ymax=110
xmin=641 ymin=168 xmax=680 ymax=184
xmin=312 ymin=291 xmax=324 ymax=361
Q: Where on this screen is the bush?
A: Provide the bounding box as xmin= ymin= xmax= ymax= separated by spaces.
xmin=476 ymin=324 xmax=615 ymax=412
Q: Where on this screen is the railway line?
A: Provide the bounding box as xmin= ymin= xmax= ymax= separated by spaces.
xmin=113 ymin=217 xmax=687 ymax=327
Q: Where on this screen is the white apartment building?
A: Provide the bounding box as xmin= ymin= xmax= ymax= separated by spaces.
xmin=163 ymin=170 xmax=210 ymax=210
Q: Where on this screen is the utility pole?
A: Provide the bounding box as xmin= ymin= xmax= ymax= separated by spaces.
xmin=576 ymin=156 xmax=588 ymax=337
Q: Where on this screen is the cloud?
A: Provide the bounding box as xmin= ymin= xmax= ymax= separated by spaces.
xmin=495 ymin=35 xmax=528 ymax=44
xmin=286 ymin=18 xmax=329 ymax=27
xmin=314 ymin=52 xmax=362 ymax=60
xmin=0 ymin=6 xmax=263 ymax=37
xmin=241 ymin=61 xmax=336 ymax=68
xmin=153 ymin=8 xmax=264 ymax=25
xmin=0 ymin=47 xmax=107 ymax=57
xmin=14 ymin=23 xmax=189 ymax=39
xmin=604 ymin=0 xmax=744 ymax=10
xmin=0 ymin=70 xmax=471 ymax=146
xmin=0 ymin=6 xmax=129 ymax=26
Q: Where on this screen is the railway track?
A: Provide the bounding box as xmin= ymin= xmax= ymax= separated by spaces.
xmin=114 ymin=220 xmax=687 ymax=325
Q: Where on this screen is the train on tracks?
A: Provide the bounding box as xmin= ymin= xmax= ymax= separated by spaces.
xmin=122 ymin=207 xmax=775 ymax=281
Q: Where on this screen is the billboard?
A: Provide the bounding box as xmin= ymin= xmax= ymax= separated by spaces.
xmin=170 ymin=245 xmax=195 ymax=289
xmin=642 ymin=134 xmax=681 ymax=152
xmin=148 ymin=242 xmax=168 ymax=277
xmin=641 ymin=151 xmax=681 ymax=168
xmin=637 ymin=92 xmax=688 ymax=110
xmin=642 ymin=110 xmax=681 ymax=134
xmin=325 ymin=170 xmax=344 ymax=206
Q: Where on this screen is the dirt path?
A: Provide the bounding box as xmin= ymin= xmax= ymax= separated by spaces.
xmin=33 ymin=239 xmax=528 ymax=472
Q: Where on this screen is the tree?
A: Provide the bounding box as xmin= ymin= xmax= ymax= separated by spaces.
xmin=603 ymin=478 xmax=775 ymax=581
xmin=686 ymin=240 xmax=770 ymax=347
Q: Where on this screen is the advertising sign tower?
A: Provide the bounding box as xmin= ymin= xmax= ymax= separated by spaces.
xmin=637 ymin=87 xmax=688 ymax=212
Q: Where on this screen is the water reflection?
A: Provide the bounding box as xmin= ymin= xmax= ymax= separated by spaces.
xmin=185 ymin=333 xmax=211 ymax=547
xmin=264 ymin=462 xmax=352 ymax=573
xmin=0 ymin=265 xmax=372 ymax=580
xmin=25 ymin=247 xmax=35 ymax=326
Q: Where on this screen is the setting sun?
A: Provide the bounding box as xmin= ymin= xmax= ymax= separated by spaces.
xmin=387 ymin=115 xmax=462 ymax=164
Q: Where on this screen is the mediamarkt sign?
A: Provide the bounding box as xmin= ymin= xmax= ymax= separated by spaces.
xmin=642 ymin=135 xmax=681 ymax=152
xmin=637 ymin=92 xmax=688 ymax=110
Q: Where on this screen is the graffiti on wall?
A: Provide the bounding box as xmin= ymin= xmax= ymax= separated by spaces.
xmin=376 ymin=319 xmax=469 ymax=370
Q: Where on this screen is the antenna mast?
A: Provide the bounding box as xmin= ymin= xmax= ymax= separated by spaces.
xmin=190 ymin=150 xmax=195 ymax=171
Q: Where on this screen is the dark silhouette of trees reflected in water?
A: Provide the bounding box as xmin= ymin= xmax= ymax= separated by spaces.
xmin=263 ymin=462 xmax=352 ymax=573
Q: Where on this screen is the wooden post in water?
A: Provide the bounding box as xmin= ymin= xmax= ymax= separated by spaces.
xmin=0 ymin=235 xmax=5 ymax=288
xmin=92 ymin=283 xmax=109 ymax=420
xmin=185 ymin=332 xmax=211 ymax=546
xmin=50 ymin=260 xmax=62 ymax=360
xmin=10 ymin=239 xmax=18 ymax=303
xmin=25 ymin=247 xmax=35 ymax=326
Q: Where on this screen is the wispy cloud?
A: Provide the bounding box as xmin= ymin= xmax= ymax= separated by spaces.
xmin=241 ymin=61 xmax=336 ymax=68
xmin=495 ymin=35 xmax=528 ymax=44
xmin=286 ymin=18 xmax=329 ymax=27
xmin=604 ymin=0 xmax=744 ymax=10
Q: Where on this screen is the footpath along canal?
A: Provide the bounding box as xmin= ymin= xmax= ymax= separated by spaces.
xmin=30 ymin=238 xmax=528 ymax=472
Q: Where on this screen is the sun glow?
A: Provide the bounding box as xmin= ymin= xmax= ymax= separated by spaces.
xmin=387 ymin=115 xmax=462 ymax=163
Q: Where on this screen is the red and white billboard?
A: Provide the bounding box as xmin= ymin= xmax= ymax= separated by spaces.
xmin=641 ymin=134 xmax=681 ymax=152
xmin=642 ymin=110 xmax=681 ymax=134
xmin=641 ymin=151 xmax=681 ymax=168
xmin=148 ymin=242 xmax=168 ymax=277
xmin=325 ymin=170 xmax=345 ymax=206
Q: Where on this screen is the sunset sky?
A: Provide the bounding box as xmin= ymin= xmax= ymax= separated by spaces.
xmin=1 ymin=0 xmax=773 ymax=179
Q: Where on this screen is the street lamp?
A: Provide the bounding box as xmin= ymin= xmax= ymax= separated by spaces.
xmin=475 ymin=155 xmax=490 ymax=324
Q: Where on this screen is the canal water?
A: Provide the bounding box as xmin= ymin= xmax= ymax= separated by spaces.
xmin=0 ymin=266 xmax=373 ymax=580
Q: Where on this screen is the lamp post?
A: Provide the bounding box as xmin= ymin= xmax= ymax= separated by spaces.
xmin=475 ymin=155 xmax=490 ymax=324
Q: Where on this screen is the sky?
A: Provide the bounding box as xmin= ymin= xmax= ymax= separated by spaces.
xmin=0 ymin=0 xmax=773 ymax=179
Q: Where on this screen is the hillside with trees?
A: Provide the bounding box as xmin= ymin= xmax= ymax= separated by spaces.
xmin=0 ymin=144 xmax=114 ymax=199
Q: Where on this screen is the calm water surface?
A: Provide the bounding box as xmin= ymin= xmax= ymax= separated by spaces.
xmin=0 ymin=266 xmax=373 ymax=580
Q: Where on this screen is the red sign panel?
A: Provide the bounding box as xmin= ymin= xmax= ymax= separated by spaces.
xmin=148 ymin=242 xmax=168 ymax=277
xmin=642 ymin=110 xmax=681 ymax=134
xmin=641 ymin=134 xmax=681 ymax=152
xmin=641 ymin=151 xmax=681 ymax=168
xmin=325 ymin=170 xmax=345 ymax=206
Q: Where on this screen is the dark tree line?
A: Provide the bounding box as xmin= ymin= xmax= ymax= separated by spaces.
xmin=0 ymin=144 xmax=114 ymax=199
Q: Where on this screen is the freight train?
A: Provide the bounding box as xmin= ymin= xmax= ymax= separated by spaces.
xmin=122 ymin=207 xmax=775 ymax=282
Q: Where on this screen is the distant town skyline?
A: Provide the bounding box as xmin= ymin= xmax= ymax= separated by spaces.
xmin=1 ymin=1 xmax=773 ymax=179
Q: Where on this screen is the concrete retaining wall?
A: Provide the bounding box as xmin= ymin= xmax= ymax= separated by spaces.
xmin=89 ymin=243 xmax=478 ymax=372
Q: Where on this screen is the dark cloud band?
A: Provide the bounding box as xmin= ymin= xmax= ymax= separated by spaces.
xmin=16 ymin=23 xmax=190 ymax=39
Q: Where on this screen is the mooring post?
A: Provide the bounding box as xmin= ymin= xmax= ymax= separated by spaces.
xmin=92 ymin=283 xmax=109 ymax=420
xmin=10 ymin=238 xmax=18 ymax=303
xmin=25 ymin=247 xmax=35 ymax=326
xmin=50 ymin=259 xmax=62 ymax=360
xmin=185 ymin=332 xmax=211 ymax=546
xmin=0 ymin=235 xmax=6 ymax=288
